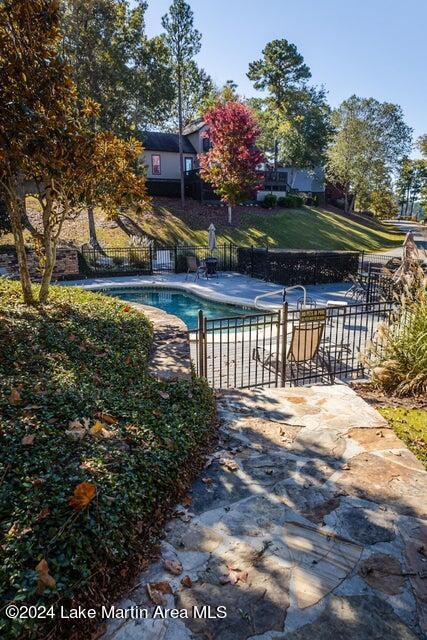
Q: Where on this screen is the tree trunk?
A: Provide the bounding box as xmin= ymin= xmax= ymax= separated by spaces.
xmin=8 ymin=185 xmax=35 ymax=305
xmin=177 ymin=71 xmax=185 ymax=208
xmin=344 ymin=186 xmax=349 ymax=213
xmin=228 ymin=204 xmax=232 ymax=225
xmin=87 ymin=205 xmax=102 ymax=249
xmin=38 ymin=239 xmax=56 ymax=304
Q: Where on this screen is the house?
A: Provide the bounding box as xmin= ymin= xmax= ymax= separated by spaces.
xmin=141 ymin=120 xmax=325 ymax=202
xmin=141 ymin=120 xmax=209 ymax=198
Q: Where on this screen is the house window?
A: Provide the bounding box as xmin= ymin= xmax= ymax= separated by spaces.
xmin=151 ymin=154 xmax=161 ymax=175
xmin=202 ymin=137 xmax=211 ymax=152
xmin=184 ymin=157 xmax=193 ymax=172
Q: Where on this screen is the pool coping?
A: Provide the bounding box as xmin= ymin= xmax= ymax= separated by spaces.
xmin=62 ymin=275 xmax=281 ymax=311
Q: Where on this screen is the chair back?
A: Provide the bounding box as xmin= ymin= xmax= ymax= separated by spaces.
xmin=288 ymin=322 xmax=325 ymax=363
xmin=205 ymin=257 xmax=217 ymax=275
xmin=186 ymin=255 xmax=198 ymax=271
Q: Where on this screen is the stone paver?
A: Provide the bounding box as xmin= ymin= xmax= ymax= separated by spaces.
xmin=102 ymin=385 xmax=427 ymax=640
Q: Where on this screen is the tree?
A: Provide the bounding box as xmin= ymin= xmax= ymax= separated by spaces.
xmin=326 ymin=96 xmax=412 ymax=214
xmin=0 ymin=0 xmax=149 ymax=304
xmin=199 ymin=101 xmax=264 ymax=224
xmin=396 ymin=159 xmax=427 ymax=217
xmin=248 ymin=39 xmax=315 ymax=174
xmin=162 ymin=0 xmax=202 ymax=206
xmin=61 ymin=0 xmax=173 ymax=247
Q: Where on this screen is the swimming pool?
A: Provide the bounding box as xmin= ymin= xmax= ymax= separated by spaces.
xmin=104 ymin=287 xmax=253 ymax=329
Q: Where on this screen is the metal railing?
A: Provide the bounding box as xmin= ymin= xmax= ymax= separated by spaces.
xmin=80 ymin=243 xmax=238 ymax=276
xmin=191 ymin=300 xmax=395 ymax=389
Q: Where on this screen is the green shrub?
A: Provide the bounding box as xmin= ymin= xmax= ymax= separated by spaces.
xmin=260 ymin=193 xmax=277 ymax=208
xmin=0 ymin=280 xmax=215 ymax=638
xmin=363 ymin=268 xmax=427 ymax=397
xmin=277 ymin=194 xmax=304 ymax=208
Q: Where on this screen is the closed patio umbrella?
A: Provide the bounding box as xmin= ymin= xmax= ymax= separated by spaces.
xmin=208 ymin=223 xmax=216 ymax=252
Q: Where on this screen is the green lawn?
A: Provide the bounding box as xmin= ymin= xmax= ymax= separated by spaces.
xmin=218 ymin=207 xmax=404 ymax=251
xmin=2 ymin=202 xmax=404 ymax=252
xmin=378 ymin=407 xmax=427 ymax=467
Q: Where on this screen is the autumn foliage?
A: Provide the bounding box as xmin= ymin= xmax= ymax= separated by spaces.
xmin=0 ymin=0 xmax=150 ymax=304
xmin=199 ymin=101 xmax=264 ymax=212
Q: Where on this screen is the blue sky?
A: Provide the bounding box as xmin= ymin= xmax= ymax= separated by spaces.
xmin=142 ymin=0 xmax=426 ymax=157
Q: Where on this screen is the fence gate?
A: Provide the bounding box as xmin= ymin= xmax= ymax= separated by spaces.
xmin=191 ymin=301 xmax=394 ymax=389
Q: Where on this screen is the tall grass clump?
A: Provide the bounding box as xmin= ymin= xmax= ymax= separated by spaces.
xmin=363 ymin=266 xmax=427 ymax=396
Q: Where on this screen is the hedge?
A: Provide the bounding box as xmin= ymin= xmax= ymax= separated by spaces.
xmin=0 ymin=280 xmax=215 ymax=639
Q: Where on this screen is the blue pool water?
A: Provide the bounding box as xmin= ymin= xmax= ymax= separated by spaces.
xmin=105 ymin=287 xmax=252 ymax=329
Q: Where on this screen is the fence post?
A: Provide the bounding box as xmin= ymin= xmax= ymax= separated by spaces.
xmin=366 ymin=263 xmax=372 ymax=303
xmin=360 ymin=250 xmax=365 ymax=274
xmin=314 ymin=252 xmax=318 ymax=284
xmin=229 ymin=241 xmax=232 ymax=271
xmin=250 ymin=245 xmax=254 ymax=278
xmin=280 ymin=302 xmax=288 ymax=387
xmin=149 ymin=244 xmax=153 ymax=274
xmin=174 ymin=245 xmax=178 ymax=273
xmin=198 ymin=310 xmax=205 ymax=377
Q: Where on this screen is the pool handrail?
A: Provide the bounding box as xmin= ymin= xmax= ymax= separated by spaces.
xmin=254 ymin=285 xmax=308 ymax=309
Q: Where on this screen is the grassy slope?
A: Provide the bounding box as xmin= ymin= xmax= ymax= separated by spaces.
xmin=0 ymin=280 xmax=214 ymax=638
xmin=378 ymin=407 xmax=427 ymax=468
xmin=1 ymin=200 xmax=404 ymax=252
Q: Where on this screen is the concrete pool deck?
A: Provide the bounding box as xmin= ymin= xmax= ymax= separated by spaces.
xmin=61 ymin=272 xmax=354 ymax=310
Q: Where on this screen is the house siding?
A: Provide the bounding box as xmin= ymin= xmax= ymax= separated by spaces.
xmin=142 ymin=150 xmax=196 ymax=181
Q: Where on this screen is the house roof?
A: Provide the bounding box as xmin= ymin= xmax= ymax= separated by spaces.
xmin=142 ymin=131 xmax=196 ymax=154
xmin=182 ymin=119 xmax=205 ymax=135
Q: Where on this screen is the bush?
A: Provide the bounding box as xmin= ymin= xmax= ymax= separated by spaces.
xmin=0 ymin=281 xmax=215 ymax=638
xmin=260 ymin=193 xmax=277 ymax=208
xmin=277 ymin=194 xmax=304 ymax=208
xmin=363 ymin=268 xmax=427 ymax=397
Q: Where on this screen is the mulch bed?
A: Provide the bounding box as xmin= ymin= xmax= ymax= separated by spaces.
xmin=351 ymin=382 xmax=427 ymax=409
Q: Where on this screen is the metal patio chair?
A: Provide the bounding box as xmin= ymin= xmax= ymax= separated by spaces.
xmin=344 ymin=274 xmax=368 ymax=301
xmin=252 ymin=321 xmax=335 ymax=384
xmin=185 ymin=255 xmax=206 ymax=281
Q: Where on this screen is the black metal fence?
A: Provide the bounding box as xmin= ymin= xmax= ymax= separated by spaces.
xmin=80 ymin=244 xmax=237 ymax=276
xmin=191 ymin=300 xmax=394 ymax=389
xmin=236 ymin=248 xmax=360 ymax=285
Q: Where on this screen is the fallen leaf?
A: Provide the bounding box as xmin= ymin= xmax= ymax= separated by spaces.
xmin=90 ymin=420 xmax=104 ymax=436
xmin=124 ymin=354 xmax=132 ymax=365
xmin=31 ymin=478 xmax=45 ymax=486
xmin=201 ymin=477 xmax=213 ymax=484
xmin=163 ymin=559 xmax=183 ymax=575
xmin=69 ymin=482 xmax=96 ymax=510
xmin=150 ymin=581 xmax=172 ymax=594
xmin=182 ymin=495 xmax=192 ymax=507
xmin=36 ymin=507 xmax=50 ymax=522
xmin=98 ymin=413 xmax=117 ymax=425
xmin=146 ymin=583 xmax=165 ymax=605
xmin=219 ymin=457 xmax=240 ymax=471
xmin=181 ymin=575 xmax=192 ymax=588
xmin=21 ymin=434 xmax=35 ymax=445
xmin=123 ymin=305 xmax=131 ymax=312
xmin=159 ymin=391 xmax=170 ymax=400
xmin=36 ymin=559 xmax=56 ymax=594
xmin=8 ymin=388 xmax=21 ymax=405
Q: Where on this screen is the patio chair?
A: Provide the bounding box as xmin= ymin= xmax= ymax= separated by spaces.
xmin=204 ymin=257 xmax=219 ymax=279
xmin=185 ymin=255 xmax=206 ymax=281
xmin=252 ymin=321 xmax=334 ymax=384
xmin=344 ymin=274 xmax=368 ymax=301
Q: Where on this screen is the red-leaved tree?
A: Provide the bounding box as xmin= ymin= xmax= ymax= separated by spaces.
xmin=199 ymin=101 xmax=264 ymax=224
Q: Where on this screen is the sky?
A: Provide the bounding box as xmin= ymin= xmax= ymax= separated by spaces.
xmin=142 ymin=0 xmax=426 ymax=158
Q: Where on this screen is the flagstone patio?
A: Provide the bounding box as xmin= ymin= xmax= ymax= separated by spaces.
xmin=101 ymin=385 xmax=426 ymax=640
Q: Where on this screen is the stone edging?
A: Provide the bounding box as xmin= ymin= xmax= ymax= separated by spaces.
xmin=128 ymin=302 xmax=191 ymax=381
